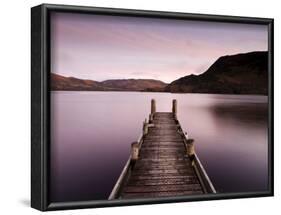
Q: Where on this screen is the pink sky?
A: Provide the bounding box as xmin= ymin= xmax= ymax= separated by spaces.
xmin=51 ymin=12 xmax=268 ymax=83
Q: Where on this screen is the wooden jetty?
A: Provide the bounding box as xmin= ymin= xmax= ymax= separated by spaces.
xmin=109 ymin=99 xmax=216 ymax=200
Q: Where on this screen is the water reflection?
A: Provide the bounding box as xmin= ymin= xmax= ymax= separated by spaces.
xmin=210 ymin=102 xmax=267 ymax=125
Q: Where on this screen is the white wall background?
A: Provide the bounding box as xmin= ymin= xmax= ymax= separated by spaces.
xmin=0 ymin=0 xmax=279 ymax=214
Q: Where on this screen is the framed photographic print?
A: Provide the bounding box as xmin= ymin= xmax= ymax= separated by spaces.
xmin=31 ymin=4 xmax=274 ymax=211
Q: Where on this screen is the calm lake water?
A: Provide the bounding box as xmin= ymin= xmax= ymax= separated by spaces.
xmin=50 ymin=91 xmax=268 ymax=202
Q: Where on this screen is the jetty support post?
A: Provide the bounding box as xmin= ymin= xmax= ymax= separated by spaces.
xmin=143 ymin=118 xmax=148 ymax=135
xmin=150 ymin=99 xmax=156 ymax=123
xmin=172 ymin=99 xmax=177 ymax=120
xmin=186 ymin=139 xmax=195 ymax=164
xmin=131 ymin=141 xmax=139 ymax=162
xmin=149 ymin=114 xmax=153 ymax=123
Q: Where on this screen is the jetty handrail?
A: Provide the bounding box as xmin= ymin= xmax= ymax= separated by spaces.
xmin=108 ymin=118 xmax=149 ymax=200
xmin=193 ymin=154 xmax=216 ymax=193
xmin=176 ymin=120 xmax=216 ymax=194
xmin=108 ymin=155 xmax=131 ymax=200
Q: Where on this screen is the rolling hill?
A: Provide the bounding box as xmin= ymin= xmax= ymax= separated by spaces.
xmin=51 ymin=51 xmax=268 ymax=95
xmin=165 ymin=51 xmax=268 ymax=94
xmin=51 ymin=73 xmax=168 ymax=92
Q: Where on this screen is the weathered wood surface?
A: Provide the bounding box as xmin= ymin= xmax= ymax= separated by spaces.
xmin=119 ymin=112 xmax=203 ymax=199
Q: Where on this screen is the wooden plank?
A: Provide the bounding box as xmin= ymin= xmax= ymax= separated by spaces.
xmin=127 ymin=178 xmax=200 ymax=186
xmin=130 ymin=174 xmax=197 ymax=181
xmin=153 ymin=120 xmax=176 ymax=126
xmin=123 ymin=184 xmax=202 ymax=193
xmin=139 ymin=155 xmax=186 ymax=160
xmin=139 ymin=151 xmax=185 ymax=155
xmin=130 ymin=172 xmax=196 ymax=178
xmin=133 ymin=165 xmax=193 ymax=171
xmin=141 ymin=146 xmax=184 ymax=150
xmin=140 ymin=148 xmax=184 ymax=152
xmin=148 ymin=131 xmax=179 ymax=134
xmin=145 ymin=136 xmax=181 ymax=139
xmin=141 ymin=143 xmax=184 ymax=147
xmin=142 ymin=141 xmax=183 ymax=144
xmin=131 ymin=169 xmax=195 ymax=176
xmin=152 ymin=125 xmax=179 ymax=129
xmin=138 ymin=158 xmax=187 ymax=162
xmin=134 ymin=163 xmax=191 ymax=168
xmin=144 ymin=137 xmax=183 ymax=141
xmin=134 ymin=162 xmax=190 ymax=168
xmin=122 ymin=190 xmax=203 ymax=198
xmin=145 ymin=134 xmax=181 ymax=136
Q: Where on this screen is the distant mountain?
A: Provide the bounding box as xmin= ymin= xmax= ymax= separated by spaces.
xmin=52 ymin=51 xmax=268 ymax=94
xmin=101 ymin=79 xmax=167 ymax=91
xmin=51 ymin=74 xmax=104 ymax=91
xmin=165 ymin=51 xmax=268 ymax=94
xmin=51 ymin=73 xmax=167 ymax=92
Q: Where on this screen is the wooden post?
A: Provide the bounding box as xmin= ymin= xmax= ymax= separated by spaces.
xmin=149 ymin=114 xmax=153 ymax=123
xmin=143 ymin=119 xmax=148 ymax=135
xmin=131 ymin=142 xmax=139 ymax=161
xmin=151 ymin=99 xmax=156 ymax=114
xmin=172 ymin=99 xmax=177 ymax=114
xmin=186 ymin=139 xmax=195 ymax=162
xmin=172 ymin=99 xmax=177 ymax=119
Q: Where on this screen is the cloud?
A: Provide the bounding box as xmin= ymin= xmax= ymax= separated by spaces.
xmin=51 ymin=12 xmax=268 ymax=83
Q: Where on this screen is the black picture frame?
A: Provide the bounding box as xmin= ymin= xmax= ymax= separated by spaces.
xmin=31 ymin=3 xmax=274 ymax=211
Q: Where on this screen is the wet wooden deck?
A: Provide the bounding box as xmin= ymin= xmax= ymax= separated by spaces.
xmin=109 ymin=100 xmax=216 ymax=200
xmin=120 ymin=112 xmax=203 ymax=198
